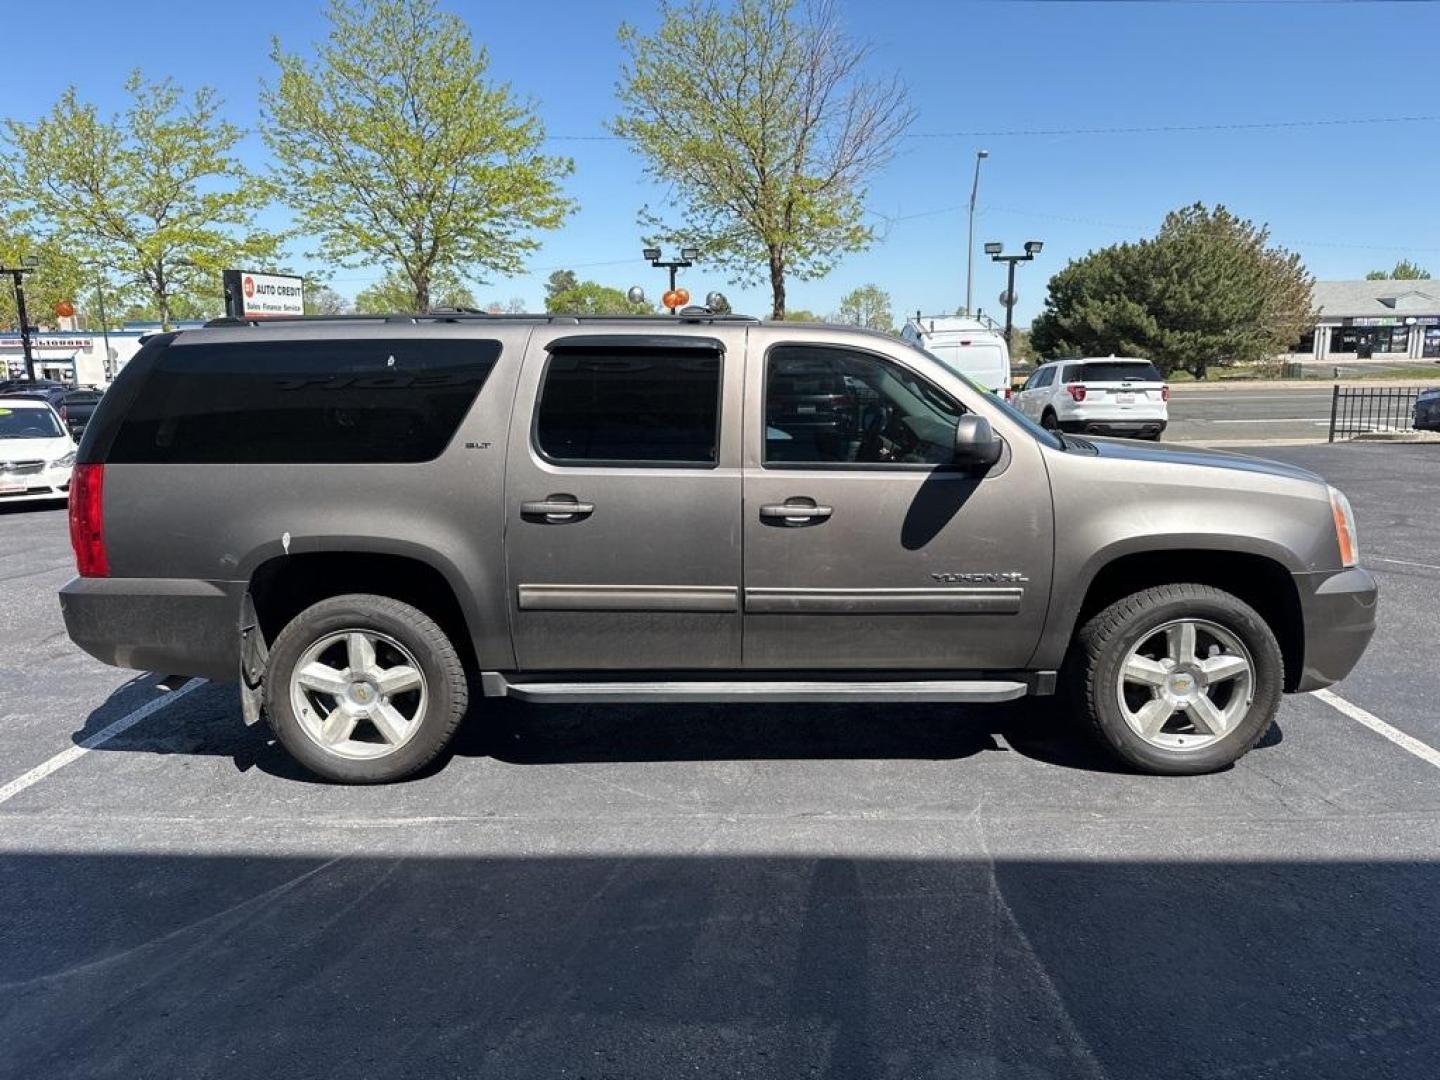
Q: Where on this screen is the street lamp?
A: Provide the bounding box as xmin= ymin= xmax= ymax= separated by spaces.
xmin=644 ymin=246 xmax=699 ymax=313
xmin=1 ymin=256 xmax=40 ymax=382
xmin=964 ymin=149 xmax=990 ymax=317
xmin=985 ymin=240 xmax=1044 ymax=348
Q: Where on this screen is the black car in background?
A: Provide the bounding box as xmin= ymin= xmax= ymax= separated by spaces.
xmin=1415 ymin=387 xmax=1440 ymax=432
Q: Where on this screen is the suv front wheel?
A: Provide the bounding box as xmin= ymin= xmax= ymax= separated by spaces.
xmin=1071 ymin=584 xmax=1282 ymax=774
xmin=263 ymin=594 xmax=469 ymax=783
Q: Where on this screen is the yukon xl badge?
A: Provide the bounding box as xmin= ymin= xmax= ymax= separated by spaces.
xmin=931 ymin=571 xmax=1030 ymax=584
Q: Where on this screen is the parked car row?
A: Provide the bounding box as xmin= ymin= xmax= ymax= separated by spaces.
xmin=0 ymin=379 xmax=105 ymax=438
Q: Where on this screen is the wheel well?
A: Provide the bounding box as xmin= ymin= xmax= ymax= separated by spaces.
xmin=1076 ymin=550 xmax=1305 ymax=692
xmin=248 ymin=552 xmax=477 ymax=672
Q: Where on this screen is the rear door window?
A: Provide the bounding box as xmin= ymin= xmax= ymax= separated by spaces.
xmin=108 ymin=338 xmax=500 ymax=464
xmin=1080 ymin=361 xmax=1163 ymax=382
xmin=534 ymin=345 xmax=722 ymax=466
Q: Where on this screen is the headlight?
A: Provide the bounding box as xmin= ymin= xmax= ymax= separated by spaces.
xmin=50 ymin=451 xmax=76 ymax=469
xmin=1328 ymin=485 xmax=1359 ymax=568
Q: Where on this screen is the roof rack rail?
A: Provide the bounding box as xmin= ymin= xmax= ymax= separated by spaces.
xmin=201 ymin=312 xmax=761 ymax=328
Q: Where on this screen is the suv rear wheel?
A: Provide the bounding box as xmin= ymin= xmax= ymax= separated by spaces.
xmin=1071 ymin=584 xmax=1282 ymax=774
xmin=263 ymin=594 xmax=468 ymax=783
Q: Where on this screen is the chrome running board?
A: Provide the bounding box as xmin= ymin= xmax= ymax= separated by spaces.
xmin=480 ymin=674 xmax=1028 ymax=705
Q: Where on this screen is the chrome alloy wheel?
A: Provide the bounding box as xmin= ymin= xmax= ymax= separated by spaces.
xmin=289 ymin=630 xmax=428 ymax=760
xmin=1115 ymin=619 xmax=1255 ymax=752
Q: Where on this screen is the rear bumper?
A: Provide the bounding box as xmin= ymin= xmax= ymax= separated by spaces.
xmin=1060 ymin=418 xmax=1167 ymax=437
xmin=59 ymin=576 xmax=245 ymax=682
xmin=1292 ymin=567 xmax=1378 ymax=693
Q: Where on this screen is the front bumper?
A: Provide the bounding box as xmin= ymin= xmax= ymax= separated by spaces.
xmin=59 ymin=576 xmax=246 ymax=682
xmin=0 ymin=466 xmax=71 ymax=502
xmin=1292 ymin=567 xmax=1378 ymax=692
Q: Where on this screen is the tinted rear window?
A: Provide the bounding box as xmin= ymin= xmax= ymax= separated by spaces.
xmin=1080 ymin=361 xmax=1163 ymax=383
xmin=109 ymin=338 xmax=499 ymax=464
xmin=534 ymin=347 xmax=721 ymax=466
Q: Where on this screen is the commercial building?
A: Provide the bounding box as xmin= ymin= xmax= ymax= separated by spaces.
xmin=0 ymin=329 xmax=144 ymax=386
xmin=1298 ymin=279 xmax=1440 ymax=362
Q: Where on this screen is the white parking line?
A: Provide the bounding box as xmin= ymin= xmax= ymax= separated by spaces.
xmin=1312 ymin=688 xmax=1440 ymax=770
xmin=1367 ymin=555 xmax=1440 ymax=572
xmin=0 ymin=679 xmax=206 ymax=807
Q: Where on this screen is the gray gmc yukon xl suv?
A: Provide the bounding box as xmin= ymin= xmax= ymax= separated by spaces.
xmin=61 ymin=313 xmax=1377 ymax=783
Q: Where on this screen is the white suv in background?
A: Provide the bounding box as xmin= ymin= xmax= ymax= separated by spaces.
xmin=1015 ymin=357 xmax=1169 ymax=440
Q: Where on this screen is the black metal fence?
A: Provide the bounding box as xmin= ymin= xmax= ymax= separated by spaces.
xmin=1328 ymin=385 xmax=1425 ymax=442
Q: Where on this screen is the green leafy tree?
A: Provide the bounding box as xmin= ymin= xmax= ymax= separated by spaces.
xmin=546 ymin=280 xmax=654 ymax=315
xmin=263 ymin=0 xmax=573 ymax=313
xmin=304 ymin=283 xmax=351 ymax=315
xmin=783 ymin=308 xmax=819 ymax=321
xmin=613 ymin=0 xmax=913 ymax=319
xmin=833 ymin=283 xmax=894 ymax=332
xmin=544 ymin=270 xmax=579 ymax=303
xmin=1366 ymin=259 xmax=1431 ymax=281
xmin=117 ymin=294 xmax=223 ymax=324
xmin=1030 ymin=203 xmax=1314 ymax=380
xmin=1 ymin=73 xmax=279 ymax=329
xmin=354 ymin=269 xmax=477 ymax=313
xmin=0 ymin=222 xmax=89 ymax=329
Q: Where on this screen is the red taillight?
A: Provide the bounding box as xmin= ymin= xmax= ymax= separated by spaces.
xmin=1161 ymin=385 xmax=1170 ymax=402
xmin=69 ymin=463 xmax=109 ymax=577
xmin=1067 ymin=383 xmax=1087 ymax=402
xmin=1003 ymin=387 xmax=1014 ymax=401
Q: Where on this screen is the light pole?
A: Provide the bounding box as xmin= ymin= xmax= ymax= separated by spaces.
xmin=643 ymin=246 xmax=699 ymax=313
xmin=1 ymin=257 xmax=40 ymax=382
xmin=985 ymin=240 xmax=1044 ymax=348
xmin=964 ymin=149 xmax=989 ymax=317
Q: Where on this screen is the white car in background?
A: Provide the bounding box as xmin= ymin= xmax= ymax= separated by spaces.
xmin=0 ymin=397 xmax=76 ymax=503
xmin=1014 ymin=356 xmax=1169 ymax=440
xmin=900 ymin=315 xmax=1011 ymax=395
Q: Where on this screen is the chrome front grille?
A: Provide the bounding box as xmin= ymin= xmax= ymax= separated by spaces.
xmin=0 ymin=460 xmax=45 ymax=477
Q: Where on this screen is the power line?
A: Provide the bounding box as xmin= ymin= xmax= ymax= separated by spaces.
xmin=547 ymin=114 xmax=1440 ymax=143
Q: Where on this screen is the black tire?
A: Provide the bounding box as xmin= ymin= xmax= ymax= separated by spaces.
xmin=1041 ymin=408 xmax=1060 ymax=431
xmin=1070 ymin=583 xmax=1283 ymax=775
xmin=263 ymin=594 xmax=469 ymax=783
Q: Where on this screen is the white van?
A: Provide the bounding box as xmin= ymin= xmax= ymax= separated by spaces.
xmin=901 ymin=315 xmax=1011 ymax=396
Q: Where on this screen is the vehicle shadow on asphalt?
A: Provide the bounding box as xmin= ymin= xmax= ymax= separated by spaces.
xmin=73 ymin=680 xmax=1283 ymax=783
xmin=0 ymin=847 xmax=1430 ymax=1080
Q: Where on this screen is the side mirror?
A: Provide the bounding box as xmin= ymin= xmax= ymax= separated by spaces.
xmin=953 ymin=414 xmax=1002 ymax=470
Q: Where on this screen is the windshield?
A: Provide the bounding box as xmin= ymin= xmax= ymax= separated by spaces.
xmin=0 ymin=405 xmax=64 ymax=439
xmin=910 ymin=345 xmax=1063 ymax=450
xmin=1081 ymin=361 xmax=1163 ymax=382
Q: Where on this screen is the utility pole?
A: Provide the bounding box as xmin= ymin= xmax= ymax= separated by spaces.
xmin=964 ymin=149 xmax=989 ymax=317
xmin=94 ymin=277 xmax=114 ymax=382
xmin=985 ymin=240 xmax=1044 ymax=348
xmin=2 ymin=258 xmax=40 ymax=381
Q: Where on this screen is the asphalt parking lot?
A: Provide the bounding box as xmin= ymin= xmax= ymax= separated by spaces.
xmin=1 ymin=443 xmax=1437 ymax=1080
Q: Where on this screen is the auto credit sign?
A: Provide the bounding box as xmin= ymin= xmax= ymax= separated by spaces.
xmin=223 ymin=269 xmax=305 ymax=318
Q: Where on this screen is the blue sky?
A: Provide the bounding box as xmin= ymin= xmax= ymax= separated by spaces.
xmin=5 ymin=0 xmax=1438 ymax=323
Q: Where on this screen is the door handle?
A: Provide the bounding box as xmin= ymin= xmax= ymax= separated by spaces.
xmin=521 ymin=497 xmax=595 ymax=522
xmin=760 ymin=501 xmax=833 ymax=525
